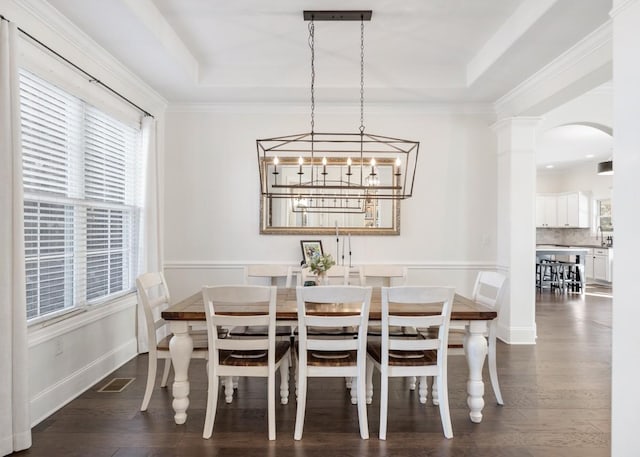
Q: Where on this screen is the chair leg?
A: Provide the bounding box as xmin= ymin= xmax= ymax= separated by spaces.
xmin=436 ymin=373 xmax=453 ymax=439
xmin=202 ymin=372 xmax=219 ymax=439
xmin=159 ymin=357 xmax=171 ymax=388
xmin=140 ymin=352 xmax=157 ymax=411
xmin=356 ymin=371 xmax=369 ymax=440
xmin=268 ymin=368 xmax=276 ymax=441
xmin=488 ymin=324 xmax=504 ymax=405
xmin=294 ymin=368 xmax=307 ymax=440
xmin=379 ymin=369 xmax=389 ymax=440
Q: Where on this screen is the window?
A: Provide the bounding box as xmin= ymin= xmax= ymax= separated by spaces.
xmin=19 ymin=69 xmax=142 ymax=322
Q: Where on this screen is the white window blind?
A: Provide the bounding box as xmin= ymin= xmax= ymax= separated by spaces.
xmin=19 ymin=69 xmax=142 ymax=322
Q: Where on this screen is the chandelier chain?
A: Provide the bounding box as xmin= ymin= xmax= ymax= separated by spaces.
xmin=359 ymin=17 xmax=365 ymax=134
xmin=309 ymin=19 xmax=315 ymax=134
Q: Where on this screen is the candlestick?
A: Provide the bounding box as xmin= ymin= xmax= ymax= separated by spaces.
xmin=341 ymin=235 xmax=345 ymax=266
xmin=395 ymin=157 xmax=401 ymax=175
xmin=335 ymin=221 xmax=339 ymax=265
xmin=348 ymin=233 xmax=352 ymax=268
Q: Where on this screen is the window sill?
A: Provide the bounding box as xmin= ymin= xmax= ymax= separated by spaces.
xmin=28 ymin=292 xmax=137 ymax=348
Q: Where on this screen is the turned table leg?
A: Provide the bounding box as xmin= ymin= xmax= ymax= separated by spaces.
xmin=169 ymin=321 xmax=193 ymax=424
xmin=464 ymin=320 xmax=489 ymax=423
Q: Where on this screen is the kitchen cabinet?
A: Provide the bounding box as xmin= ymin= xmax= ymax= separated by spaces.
xmin=536 ymin=192 xmax=590 ymax=228
xmin=536 ymin=195 xmax=557 ymax=227
xmin=585 ymin=247 xmax=613 ymax=282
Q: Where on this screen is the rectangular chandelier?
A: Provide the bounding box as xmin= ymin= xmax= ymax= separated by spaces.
xmin=257 ymin=10 xmax=419 ymax=207
xmin=257 ymin=132 xmax=419 ymax=201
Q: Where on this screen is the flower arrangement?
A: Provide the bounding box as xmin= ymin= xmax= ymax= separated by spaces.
xmin=307 ymin=253 xmax=335 ymax=275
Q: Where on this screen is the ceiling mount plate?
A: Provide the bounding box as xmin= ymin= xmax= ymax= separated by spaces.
xmin=303 ymin=10 xmax=372 ymax=21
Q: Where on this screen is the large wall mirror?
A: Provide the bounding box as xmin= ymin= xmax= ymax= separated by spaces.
xmin=259 ymin=158 xmax=400 ymax=235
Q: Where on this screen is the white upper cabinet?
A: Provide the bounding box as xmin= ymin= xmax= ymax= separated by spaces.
xmin=536 ymin=192 xmax=590 ymax=228
xmin=536 ymin=195 xmax=557 ymax=227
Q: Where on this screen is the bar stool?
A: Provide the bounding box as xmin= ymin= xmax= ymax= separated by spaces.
xmin=536 ymin=259 xmax=565 ymax=291
xmin=561 ymin=262 xmax=583 ymax=293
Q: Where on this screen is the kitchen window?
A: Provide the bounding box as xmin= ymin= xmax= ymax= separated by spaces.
xmin=19 ymin=69 xmax=142 ymax=322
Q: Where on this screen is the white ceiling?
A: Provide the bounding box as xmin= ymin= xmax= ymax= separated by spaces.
xmin=537 ymin=123 xmax=612 ymax=171
xmin=44 ymin=0 xmax=612 ymax=104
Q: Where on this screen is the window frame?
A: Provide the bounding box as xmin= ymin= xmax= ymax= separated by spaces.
xmin=19 ymin=68 xmax=144 ymax=324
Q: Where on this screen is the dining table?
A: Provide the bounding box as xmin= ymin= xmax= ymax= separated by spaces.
xmin=161 ymin=287 xmax=498 ymax=426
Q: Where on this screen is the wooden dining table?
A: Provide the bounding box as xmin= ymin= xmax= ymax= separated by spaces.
xmin=161 ymin=287 xmax=497 ymax=426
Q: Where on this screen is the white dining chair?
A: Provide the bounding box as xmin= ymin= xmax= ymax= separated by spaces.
xmin=359 ymin=264 xmax=408 ymax=287
xmin=294 ymin=285 xmax=373 ymax=440
xmin=136 ymin=272 xmax=209 ymax=412
xmin=362 ymin=265 xmax=410 ymax=341
xmin=416 ymin=271 xmax=507 ymax=406
xmin=300 ymin=265 xmax=350 ymax=286
xmin=366 ymin=286 xmax=455 ymax=439
xmin=244 ymin=264 xmax=293 ymax=288
xmin=449 ymin=271 xmax=507 ymax=405
xmin=202 ymin=285 xmax=291 ymax=440
xmin=233 ymin=264 xmax=294 ymax=342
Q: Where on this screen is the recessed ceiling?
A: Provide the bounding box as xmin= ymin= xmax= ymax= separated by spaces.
xmin=43 ymin=0 xmax=612 ymax=104
xmin=536 ymin=124 xmax=612 ymax=171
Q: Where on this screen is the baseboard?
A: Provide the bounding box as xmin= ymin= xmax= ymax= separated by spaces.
xmin=29 ymin=338 xmax=138 ymax=426
xmin=497 ymin=322 xmax=537 ymax=344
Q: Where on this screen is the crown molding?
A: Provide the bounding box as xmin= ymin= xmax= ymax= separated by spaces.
xmin=12 ymin=0 xmax=168 ymax=116
xmin=166 ymin=101 xmax=496 ymax=116
xmin=494 ymin=20 xmax=612 ymax=118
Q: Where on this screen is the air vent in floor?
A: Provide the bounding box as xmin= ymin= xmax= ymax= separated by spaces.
xmin=98 ymin=377 xmax=135 ymax=393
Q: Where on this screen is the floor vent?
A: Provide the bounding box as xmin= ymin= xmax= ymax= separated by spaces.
xmin=98 ymin=377 xmax=135 ymax=393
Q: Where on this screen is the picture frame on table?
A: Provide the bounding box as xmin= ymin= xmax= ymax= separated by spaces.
xmin=300 ymin=240 xmax=323 ymax=266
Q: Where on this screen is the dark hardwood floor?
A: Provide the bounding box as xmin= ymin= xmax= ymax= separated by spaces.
xmin=17 ymin=285 xmax=612 ymax=456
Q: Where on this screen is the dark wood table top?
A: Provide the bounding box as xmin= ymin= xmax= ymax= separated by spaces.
xmin=162 ymin=288 xmax=497 ymax=321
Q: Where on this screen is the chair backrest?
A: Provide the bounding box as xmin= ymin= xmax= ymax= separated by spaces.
xmin=381 ymin=286 xmax=455 ymax=364
xmin=245 ymin=264 xmax=293 ymax=288
xmin=359 ymin=265 xmax=407 ymax=286
xmin=296 ymin=285 xmax=372 ymax=360
xmin=202 ymin=285 xmax=277 ymax=366
xmin=471 ymin=271 xmax=507 ymax=313
xmin=301 ymin=265 xmax=350 ymax=285
xmin=136 ymin=272 xmax=171 ymax=350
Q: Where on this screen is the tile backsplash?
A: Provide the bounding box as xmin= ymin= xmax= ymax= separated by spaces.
xmin=536 ymin=228 xmax=607 ymax=246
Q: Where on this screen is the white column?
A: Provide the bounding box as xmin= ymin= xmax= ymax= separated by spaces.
xmin=492 ymin=118 xmax=541 ymax=344
xmin=611 ymin=1 xmax=640 ymax=454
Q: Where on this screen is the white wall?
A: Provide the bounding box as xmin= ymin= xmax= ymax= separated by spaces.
xmin=537 ymin=162 xmax=613 ymax=199
xmin=163 ymin=106 xmax=499 ymax=302
xmin=27 ymin=298 xmax=137 ymax=425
